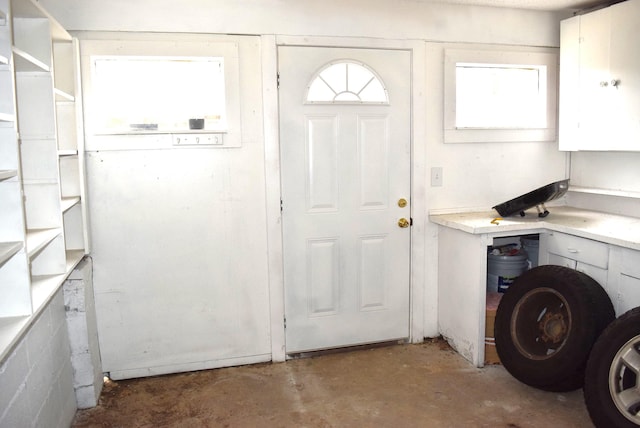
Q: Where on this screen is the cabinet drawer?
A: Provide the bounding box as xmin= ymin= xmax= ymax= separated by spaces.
xmin=545 ymin=232 xmax=609 ymax=269
xmin=548 ymin=253 xmax=609 ymax=289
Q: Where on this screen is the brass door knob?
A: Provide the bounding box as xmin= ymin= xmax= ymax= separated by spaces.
xmin=398 ymin=198 xmax=408 ymax=208
xmin=398 ymin=218 xmax=410 ymax=228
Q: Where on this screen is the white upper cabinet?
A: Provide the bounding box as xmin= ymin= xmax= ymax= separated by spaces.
xmin=559 ymin=0 xmax=640 ymax=151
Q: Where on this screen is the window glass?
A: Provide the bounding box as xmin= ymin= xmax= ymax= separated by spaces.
xmin=306 ymin=61 xmax=388 ymax=104
xmin=443 ymin=49 xmax=558 ymax=143
xmin=92 ymin=56 xmax=226 ymax=132
xmin=455 ymin=64 xmax=546 ymax=129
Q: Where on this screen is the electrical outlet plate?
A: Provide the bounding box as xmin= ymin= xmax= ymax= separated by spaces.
xmin=172 ymin=133 xmax=224 ymax=146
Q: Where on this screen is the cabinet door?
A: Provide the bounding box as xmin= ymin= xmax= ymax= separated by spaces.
xmin=617 ymin=274 xmax=640 ymax=314
xmin=558 ymin=16 xmax=580 ymax=151
xmin=577 ymin=6 xmax=611 ymax=150
xmin=576 ymin=261 xmax=609 ymax=293
xmin=610 ymin=247 xmax=640 ymax=315
xmin=608 ymin=0 xmax=640 ymax=150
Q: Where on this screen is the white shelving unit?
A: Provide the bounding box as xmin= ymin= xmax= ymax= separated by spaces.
xmin=0 ymin=0 xmax=89 ymax=358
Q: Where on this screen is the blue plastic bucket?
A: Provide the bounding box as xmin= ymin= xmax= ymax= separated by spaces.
xmin=487 ymin=252 xmax=529 ymax=293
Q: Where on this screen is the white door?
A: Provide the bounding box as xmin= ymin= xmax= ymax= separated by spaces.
xmin=279 ymin=46 xmax=411 ymax=353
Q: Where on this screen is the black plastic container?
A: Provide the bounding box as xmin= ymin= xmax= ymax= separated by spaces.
xmin=492 ymin=179 xmax=569 ymax=217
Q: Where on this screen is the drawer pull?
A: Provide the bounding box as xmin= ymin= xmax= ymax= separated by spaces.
xmin=567 ymin=248 xmax=579 ymax=253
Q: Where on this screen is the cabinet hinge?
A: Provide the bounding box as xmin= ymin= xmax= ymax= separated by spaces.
xmin=277 ymin=72 xmax=280 ymax=89
xmin=280 ymin=199 xmax=283 ymax=212
xmin=284 ymin=316 xmax=287 ymax=329
xmin=410 ymin=217 xmax=413 ymax=226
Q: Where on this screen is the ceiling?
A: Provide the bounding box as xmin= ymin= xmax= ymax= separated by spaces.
xmin=425 ymin=0 xmax=615 ymax=11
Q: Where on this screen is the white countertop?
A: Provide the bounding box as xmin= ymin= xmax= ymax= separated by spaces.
xmin=430 ymin=206 xmax=640 ymax=251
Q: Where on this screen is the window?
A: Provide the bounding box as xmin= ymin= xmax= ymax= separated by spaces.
xmin=81 ymin=38 xmax=242 ymax=147
xmin=444 ymin=49 xmax=558 ymax=143
xmin=306 ymin=61 xmax=388 ymax=104
xmin=455 ymin=64 xmax=546 ymax=129
xmin=92 ymin=56 xmax=227 ymax=133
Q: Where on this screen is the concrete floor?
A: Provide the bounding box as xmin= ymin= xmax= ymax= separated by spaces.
xmin=72 ymin=339 xmax=594 ymax=427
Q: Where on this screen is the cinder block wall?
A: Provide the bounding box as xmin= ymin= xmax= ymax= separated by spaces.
xmin=65 ymin=257 xmax=103 ymax=408
xmin=0 ymin=290 xmax=77 ymax=427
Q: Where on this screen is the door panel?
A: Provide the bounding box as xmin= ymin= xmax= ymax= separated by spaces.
xmin=360 ymin=235 xmax=387 ymax=309
xmin=359 ymin=116 xmax=389 ymax=208
xmin=279 ymin=46 xmax=411 ymax=353
xmin=306 ymin=116 xmax=338 ymax=211
xmin=308 ymin=238 xmax=339 ymax=315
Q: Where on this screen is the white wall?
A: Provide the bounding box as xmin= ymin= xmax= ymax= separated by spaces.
xmin=39 ymin=0 xmax=570 ymax=351
xmin=81 ymin=34 xmax=274 ymax=378
xmin=424 ymin=42 xmax=568 ymax=213
xmin=41 ymin=0 xmax=566 ymax=47
xmin=570 ymin=152 xmax=640 ymax=192
xmin=566 ymin=151 xmax=640 ymax=217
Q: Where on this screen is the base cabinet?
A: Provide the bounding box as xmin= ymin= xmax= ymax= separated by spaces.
xmin=541 ymin=231 xmax=640 ymax=316
xmin=541 ymin=231 xmax=610 ymax=294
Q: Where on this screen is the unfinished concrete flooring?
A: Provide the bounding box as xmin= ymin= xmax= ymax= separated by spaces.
xmin=72 ymin=340 xmax=593 ymax=427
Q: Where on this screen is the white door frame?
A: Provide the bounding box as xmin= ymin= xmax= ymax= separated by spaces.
xmin=262 ymin=35 xmax=429 ymax=362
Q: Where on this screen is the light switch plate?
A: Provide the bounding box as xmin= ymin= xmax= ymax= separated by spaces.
xmin=431 ymin=167 xmax=443 ymax=187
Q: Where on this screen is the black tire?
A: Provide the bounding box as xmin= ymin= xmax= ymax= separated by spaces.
xmin=585 ymin=307 xmax=640 ymax=427
xmin=495 ymin=265 xmax=615 ymax=392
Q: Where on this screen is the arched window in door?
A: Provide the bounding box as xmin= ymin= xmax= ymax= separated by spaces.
xmin=305 ymin=60 xmax=389 ymax=104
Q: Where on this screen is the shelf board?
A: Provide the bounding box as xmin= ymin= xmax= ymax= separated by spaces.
xmin=0 ymin=316 xmax=31 ymax=366
xmin=11 ymin=0 xmax=45 ymax=18
xmin=569 ymin=186 xmax=640 ymax=200
xmin=0 ymin=249 xmax=84 ymax=362
xmin=0 ymin=54 xmax=8 ymax=65
xmin=12 ymin=0 xmax=70 ymax=42
xmin=0 ymin=10 xmax=6 ymax=26
xmin=61 ymin=196 xmax=80 ymax=213
xmin=25 ymin=228 xmax=61 ymax=259
xmin=0 ymin=170 xmax=17 ymax=181
xmin=30 ymin=250 xmax=84 ymax=316
xmin=30 ymin=273 xmax=61 ymax=312
xmin=66 ymin=249 xmax=85 ymax=269
xmin=0 ymin=242 xmax=23 ymax=267
xmin=58 ymin=149 xmax=78 ymax=156
xmin=54 ymin=88 xmax=74 ymax=102
xmin=0 ymin=112 xmax=15 ymax=122
xmin=22 ymin=178 xmax=58 ymax=185
xmin=12 ymin=46 xmax=50 ymax=72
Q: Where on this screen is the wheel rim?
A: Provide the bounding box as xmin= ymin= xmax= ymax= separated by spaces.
xmin=609 ymin=335 xmax=640 ymax=424
xmin=510 ymin=287 xmax=571 ymax=360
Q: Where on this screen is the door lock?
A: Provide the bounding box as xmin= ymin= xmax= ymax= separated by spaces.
xmin=398 ymin=218 xmax=410 ymax=228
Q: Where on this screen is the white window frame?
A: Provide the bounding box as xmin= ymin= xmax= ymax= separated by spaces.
xmin=90 ymin=55 xmax=228 ymax=133
xmin=304 ymin=60 xmax=389 ymax=105
xmin=80 ymin=38 xmax=242 ymax=149
xmin=443 ymin=48 xmax=558 ymax=143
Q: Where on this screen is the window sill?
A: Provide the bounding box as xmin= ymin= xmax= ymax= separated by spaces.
xmin=93 ymin=129 xmax=228 ymax=136
xmin=444 ymin=127 xmax=556 ymax=144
